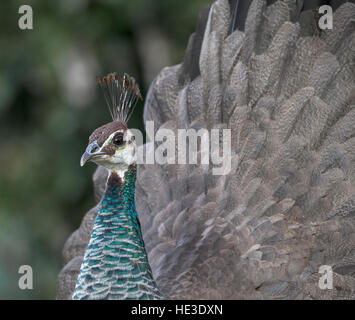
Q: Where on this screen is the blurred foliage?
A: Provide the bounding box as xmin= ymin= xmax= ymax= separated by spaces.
xmin=0 ymin=0 xmax=211 ymax=299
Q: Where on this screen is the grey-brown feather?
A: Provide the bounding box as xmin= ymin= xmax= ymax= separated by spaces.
xmin=57 ymin=0 xmax=355 ymax=299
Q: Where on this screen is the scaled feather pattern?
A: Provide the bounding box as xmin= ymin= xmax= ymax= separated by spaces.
xmin=72 ymin=170 xmax=165 ymax=300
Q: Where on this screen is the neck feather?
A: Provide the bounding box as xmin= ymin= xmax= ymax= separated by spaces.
xmin=100 ymin=165 xmax=137 ymax=213
xmin=72 ymin=163 xmax=164 ymax=299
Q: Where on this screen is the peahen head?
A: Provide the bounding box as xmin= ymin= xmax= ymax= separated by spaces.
xmin=80 ymin=73 xmax=142 ymax=177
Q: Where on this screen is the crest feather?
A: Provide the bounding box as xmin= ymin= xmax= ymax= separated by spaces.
xmin=96 ymin=72 xmax=142 ymax=123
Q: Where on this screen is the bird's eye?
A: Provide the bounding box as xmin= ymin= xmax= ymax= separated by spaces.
xmin=113 ymin=132 xmax=124 ymax=146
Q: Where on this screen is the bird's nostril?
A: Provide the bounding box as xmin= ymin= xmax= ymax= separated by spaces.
xmin=91 ymin=146 xmax=98 ymax=153
xmin=87 ymin=141 xmax=101 ymax=154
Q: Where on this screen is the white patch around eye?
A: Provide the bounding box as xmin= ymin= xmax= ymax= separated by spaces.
xmin=100 ymin=130 xmax=125 ymax=149
xmin=94 ymin=129 xmax=136 ymax=176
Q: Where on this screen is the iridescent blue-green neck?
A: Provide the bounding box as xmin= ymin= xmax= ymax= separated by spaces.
xmin=72 ymin=165 xmax=165 ymax=300
xmin=101 ymin=168 xmax=136 ymax=214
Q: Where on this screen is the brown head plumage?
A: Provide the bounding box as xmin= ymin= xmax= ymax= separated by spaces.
xmin=80 ymin=73 xmax=140 ymax=169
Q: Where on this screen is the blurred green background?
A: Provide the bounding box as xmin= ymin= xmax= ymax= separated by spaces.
xmin=0 ymin=0 xmax=211 ymax=299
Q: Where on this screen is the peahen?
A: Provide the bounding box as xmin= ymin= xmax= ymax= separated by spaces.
xmin=58 ymin=0 xmax=355 ymax=299
xmin=71 ymin=74 xmax=166 ymax=300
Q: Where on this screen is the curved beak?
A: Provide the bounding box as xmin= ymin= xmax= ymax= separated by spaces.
xmin=80 ymin=141 xmax=106 ymax=167
xmin=80 ymin=152 xmax=93 ymax=167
